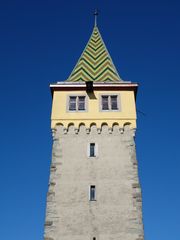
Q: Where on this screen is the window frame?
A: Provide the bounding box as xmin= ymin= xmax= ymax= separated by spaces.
xmin=67 ymin=94 xmax=87 ymax=112
xmin=89 ymin=143 xmax=96 ymax=157
xmin=78 ymin=96 xmax=86 ymax=111
xmin=87 ymin=143 xmax=98 ymax=158
xmin=89 ymin=185 xmax=96 ymax=201
xmin=101 ymin=95 xmax=109 ymax=110
xmin=69 ymin=96 xmax=77 ymax=111
xmin=100 ymin=94 xmax=120 ymax=112
xmin=110 ymin=95 xmax=118 ymax=110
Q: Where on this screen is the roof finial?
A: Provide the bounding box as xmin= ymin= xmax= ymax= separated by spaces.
xmin=94 ymin=9 xmax=99 ymax=27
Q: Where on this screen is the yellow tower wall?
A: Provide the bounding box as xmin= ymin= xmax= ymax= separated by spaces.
xmin=51 ymin=90 xmax=137 ymax=129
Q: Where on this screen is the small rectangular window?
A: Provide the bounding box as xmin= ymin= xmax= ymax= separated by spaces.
xmin=78 ymin=96 xmax=85 ymax=110
xmin=101 ymin=95 xmax=118 ymax=111
xmin=102 ymin=96 xmax=109 ymax=110
xmin=68 ymin=96 xmax=86 ymax=111
xmin=111 ymin=96 xmax=118 ymax=110
xmin=69 ymin=96 xmax=76 ymax=111
xmin=90 ymin=185 xmax=96 ymax=201
xmin=90 ymin=143 xmax=95 ymax=157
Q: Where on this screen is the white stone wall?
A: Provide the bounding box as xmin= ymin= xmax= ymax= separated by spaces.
xmin=44 ymin=124 xmax=144 ymax=240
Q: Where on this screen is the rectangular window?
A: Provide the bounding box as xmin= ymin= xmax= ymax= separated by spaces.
xmin=78 ymin=96 xmax=85 ymax=110
xmin=111 ymin=96 xmax=118 ymax=110
xmin=68 ymin=96 xmax=86 ymax=111
xmin=69 ymin=96 xmax=76 ymax=111
xmin=101 ymin=95 xmax=118 ymax=111
xmin=102 ymin=96 xmax=109 ymax=110
xmin=90 ymin=143 xmax=95 ymax=157
xmin=90 ymin=185 xmax=96 ymax=201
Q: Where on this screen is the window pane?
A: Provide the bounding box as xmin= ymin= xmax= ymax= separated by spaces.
xmin=69 ymin=96 xmax=76 ymax=111
xmin=102 ymin=96 xmax=109 ymax=110
xmin=90 ymin=143 xmax=95 ymax=157
xmin=78 ymin=96 xmax=85 ymax=110
xmin=111 ymin=96 xmax=118 ymax=110
xmin=90 ymin=185 xmax=96 ymax=201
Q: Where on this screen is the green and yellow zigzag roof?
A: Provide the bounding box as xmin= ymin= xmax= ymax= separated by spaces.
xmin=66 ymin=26 xmax=122 ymax=82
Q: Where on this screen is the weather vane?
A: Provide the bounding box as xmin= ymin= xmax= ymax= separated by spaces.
xmin=94 ymin=9 xmax=99 ymax=27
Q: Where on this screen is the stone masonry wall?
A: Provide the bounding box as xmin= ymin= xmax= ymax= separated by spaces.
xmin=44 ymin=124 xmax=144 ymax=240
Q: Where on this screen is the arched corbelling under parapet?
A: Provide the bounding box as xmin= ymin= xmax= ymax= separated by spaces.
xmin=67 ymin=123 xmax=75 ymax=132
xmin=78 ymin=122 xmax=86 ymax=129
xmin=123 ymin=122 xmax=132 ymax=130
xmin=78 ymin=122 xmax=86 ymax=133
xmin=112 ymin=122 xmax=120 ymax=132
xmin=112 ymin=122 xmax=119 ymax=128
xmin=101 ymin=122 xmax=109 ymax=128
xmin=101 ymin=122 xmax=109 ymax=133
xmin=67 ymin=122 xmax=75 ymax=128
xmin=90 ymin=123 xmax=97 ymax=133
xmin=89 ymin=122 xmax=97 ymax=128
xmin=55 ymin=122 xmax=64 ymax=127
xmin=54 ymin=123 xmax=64 ymax=135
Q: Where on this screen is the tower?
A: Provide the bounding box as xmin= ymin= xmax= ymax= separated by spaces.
xmin=44 ymin=19 xmax=144 ymax=240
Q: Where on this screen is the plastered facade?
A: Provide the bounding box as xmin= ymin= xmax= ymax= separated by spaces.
xmin=44 ymin=124 xmax=144 ymax=240
xmin=51 ymin=90 xmax=137 ymax=129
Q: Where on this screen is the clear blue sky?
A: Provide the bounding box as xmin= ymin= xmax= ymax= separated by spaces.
xmin=0 ymin=0 xmax=180 ymax=239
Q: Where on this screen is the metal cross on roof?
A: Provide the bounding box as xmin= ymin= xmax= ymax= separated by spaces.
xmin=94 ymin=9 xmax=99 ymax=27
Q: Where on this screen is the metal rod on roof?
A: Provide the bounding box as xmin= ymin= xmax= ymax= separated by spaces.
xmin=94 ymin=9 xmax=99 ymax=27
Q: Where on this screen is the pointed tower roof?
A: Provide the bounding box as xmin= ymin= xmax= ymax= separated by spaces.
xmin=66 ymin=26 xmax=123 ymax=82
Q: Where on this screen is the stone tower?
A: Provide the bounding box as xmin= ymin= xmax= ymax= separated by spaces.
xmin=44 ymin=20 xmax=144 ymax=240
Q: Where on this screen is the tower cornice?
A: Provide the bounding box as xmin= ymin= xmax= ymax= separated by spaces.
xmin=50 ymin=82 xmax=138 ymax=98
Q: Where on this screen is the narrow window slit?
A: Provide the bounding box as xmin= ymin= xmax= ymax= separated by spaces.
xmin=90 ymin=143 xmax=95 ymax=157
xmin=90 ymin=185 xmax=96 ymax=201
